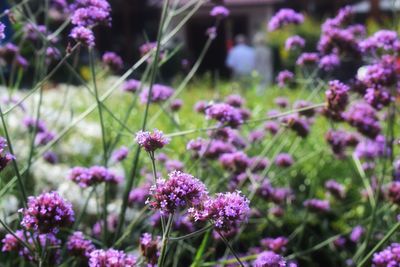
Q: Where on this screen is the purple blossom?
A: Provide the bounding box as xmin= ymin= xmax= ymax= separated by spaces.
xmin=360 ymin=30 xmax=400 ymax=54
xmin=360 ymin=58 xmax=397 ymax=88
xmin=165 ymin=159 xmax=184 ymax=172
xmin=67 ymin=231 xmax=95 ymax=259
xmin=92 ymin=214 xmax=118 ymax=238
xmin=253 ymin=251 xmax=287 ymax=267
xmin=293 ymin=100 xmax=315 ymax=117
xmin=20 ymin=191 xmax=75 ymax=233
xmin=135 ymin=129 xmax=170 ymax=152
xmin=318 ymin=28 xmax=360 ymax=57
xmin=285 ymin=35 xmax=305 ymax=51
xmin=387 ymin=181 xmax=400 ymax=205
xmin=276 ymin=70 xmax=294 ymax=88
xmin=264 ymin=121 xmax=280 ymax=135
xmin=139 ymin=84 xmax=174 ymax=104
xmin=46 ymin=47 xmax=61 ymax=64
xmin=147 ymin=171 xmax=208 ymax=214
xmin=2 ymin=230 xmax=61 ymax=263
xmin=319 ymin=54 xmax=340 ymax=71
xmin=205 ymin=103 xmax=243 ymax=128
xmin=210 ymin=6 xmax=230 ymax=17
xmin=121 ymin=79 xmax=141 ymax=93
xmin=219 ymin=151 xmax=250 ymax=173
xmin=23 ymin=117 xmax=46 ymax=133
xmin=43 ymin=151 xmax=59 ymax=164
xmin=190 ymin=191 xmax=250 ymax=231
xmin=249 ymin=129 xmax=266 ymax=143
xmin=345 ymin=102 xmax=381 ymax=139
xmin=268 ymin=8 xmax=304 ymax=31
xmin=0 ymin=136 xmax=14 ymax=172
xmin=194 ymin=100 xmax=209 ymax=113
xmin=128 ymin=183 xmax=150 ymax=206
xmin=364 ymin=87 xmax=392 ymax=110
xmin=296 ymin=52 xmax=319 ymax=66
xmin=275 ymin=153 xmax=294 ymax=168
xmin=303 ymin=199 xmax=330 ymax=213
xmin=102 ymin=51 xmax=123 ymax=71
xmin=69 ymin=26 xmax=95 ymax=47
xmin=140 ymin=233 xmax=160 ymax=266
xmin=275 ymin=97 xmax=289 ymax=108
xmin=225 ymin=94 xmax=245 ymax=108
xmin=325 ymin=179 xmax=346 ymax=199
xmin=260 ymin=237 xmax=288 ymax=253
xmin=206 ymin=26 xmax=217 ymax=39
xmin=35 ymin=130 xmax=55 ymax=146
xmin=71 ymin=0 xmax=111 ymax=27
xmin=24 ymin=23 xmax=47 ymax=42
xmin=354 ymin=135 xmax=387 ymax=160
xmin=349 ymin=225 xmax=364 ymax=243
xmin=170 ymin=99 xmax=183 ymax=111
xmin=0 ymin=22 xmax=5 ymax=40
xmin=112 ymin=146 xmax=129 ymax=162
xmin=89 ymin=249 xmax=136 ymax=267
xmin=281 ymin=115 xmax=310 ymax=137
xmin=372 ymin=243 xmax=400 ymax=267
xmin=326 ymin=80 xmax=349 ymax=113
xmin=325 ymin=129 xmax=358 ymax=157
xmin=68 ymin=166 xmax=122 ymax=187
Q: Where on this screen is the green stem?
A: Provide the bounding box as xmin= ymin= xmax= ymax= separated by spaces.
xmin=158 ymin=214 xmax=174 ymax=267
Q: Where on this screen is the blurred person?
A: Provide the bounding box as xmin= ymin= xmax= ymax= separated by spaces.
xmin=226 ymin=34 xmax=255 ymax=81
xmin=253 ymin=32 xmax=273 ymax=94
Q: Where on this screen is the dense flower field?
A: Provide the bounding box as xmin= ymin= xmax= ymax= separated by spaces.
xmin=0 ymin=1 xmax=400 ymax=266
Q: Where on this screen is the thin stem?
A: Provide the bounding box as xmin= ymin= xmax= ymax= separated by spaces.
xmin=216 ymin=229 xmax=244 ymax=267
xmin=158 ymin=214 xmax=174 ymax=267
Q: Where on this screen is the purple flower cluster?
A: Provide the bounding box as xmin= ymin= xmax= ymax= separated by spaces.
xmin=325 ymin=129 xmax=359 ymax=157
xmin=387 ymin=181 xmax=400 ymax=205
xmin=281 ymin=114 xmax=310 ymax=137
xmin=0 ymin=22 xmax=5 ymax=40
xmin=191 ymin=191 xmax=250 ymax=231
xmin=275 ymin=153 xmax=294 ymax=168
xmin=0 ymin=136 xmax=14 ymax=172
xmin=372 ymin=243 xmax=400 ymax=266
xmin=325 ymin=80 xmax=349 ymax=113
xmin=303 ymin=199 xmax=330 ymax=213
xmin=170 ymin=98 xmax=183 ymax=112
xmin=2 ymin=230 xmax=61 ymax=263
xmin=71 ymin=0 xmax=111 ymax=27
xmin=67 ymin=231 xmax=96 ymax=259
xmin=205 ymin=103 xmax=244 ymax=128
xmin=253 ymin=251 xmax=288 ymax=267
xmin=319 ymin=54 xmax=340 ymax=71
xmin=20 ymin=191 xmax=75 ymax=233
xmin=354 ymin=135 xmax=386 ymax=160
xmin=325 ymin=179 xmax=346 ymax=199
xmin=89 ymin=249 xmax=136 ymax=267
xmin=276 ymin=70 xmax=294 ymax=88
xmin=219 ymin=151 xmax=250 ymax=173
xmin=0 ymin=43 xmax=29 ymax=69
xmin=210 ymin=6 xmax=230 ymax=18
xmin=128 ymin=183 xmax=150 ymax=206
xmin=260 ymin=237 xmax=288 ymax=253
xmin=268 ymin=8 xmax=304 ymax=31
xmin=102 ymin=51 xmax=123 ymax=72
xmin=360 ymin=30 xmax=400 ymax=55
xmin=147 ymin=171 xmax=208 ymax=214
xmin=140 ymin=233 xmax=160 ymax=266
xmin=285 ymin=35 xmax=305 ymax=51
xmin=112 ymin=146 xmax=129 ymax=162
xmin=135 ymin=129 xmax=170 ymax=152
xmin=349 ymin=225 xmax=364 ymax=243
xmin=296 ymin=52 xmax=319 ymax=66
xmin=139 ymin=84 xmax=174 ymax=104
xmin=344 ymin=102 xmax=381 ymax=139
xmin=69 ymin=26 xmax=95 ymax=47
xmin=122 ymin=79 xmax=141 ymax=93
xmin=68 ymin=166 xmax=123 ymax=188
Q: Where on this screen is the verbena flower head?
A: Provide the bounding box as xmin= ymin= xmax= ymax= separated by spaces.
xmin=170 ymin=99 xmax=183 ymax=112
xmin=285 ymin=35 xmax=305 ymax=51
xmin=191 ymin=191 xmax=250 ymax=231
xmin=260 ymin=237 xmax=288 ymax=253
xmin=128 ymin=183 xmax=150 ymax=206
xmin=325 ymin=179 xmax=346 ymax=199
xmin=268 ymin=8 xmax=304 ymax=31
xmin=253 ymin=251 xmax=287 ymax=267
xmin=102 ymin=51 xmax=123 ymax=71
xmin=71 ymin=0 xmax=111 ymax=27
xmin=296 ymin=52 xmax=319 ymax=66
xmin=349 ymin=225 xmax=364 ymax=243
xmin=275 ymin=153 xmax=294 ymax=168
xmin=135 ymin=129 xmax=170 ymax=152
xmin=264 ymin=121 xmax=280 ymax=135
xmin=20 ymin=191 xmax=75 ymax=233
xmin=372 ymin=243 xmax=400 ymax=267
xmin=210 ymin=6 xmax=230 ymax=17
xmin=2 ymin=230 xmax=61 ymax=263
xmin=0 ymin=136 xmax=14 ymax=172
xmin=67 ymin=231 xmax=95 ymax=259
xmin=319 ymin=54 xmax=340 ymax=71
xmin=205 ymin=103 xmax=243 ymax=128
xmin=89 ymin=249 xmax=136 ymax=267
xmin=165 ymin=159 xmax=184 ymax=172
xmin=275 ymin=97 xmax=289 ymax=108
xmin=24 ymin=23 xmax=47 ymax=42
xmin=303 ymin=199 xmax=330 ymax=213
xmin=140 ymin=233 xmax=160 ymax=266
xmin=23 ymin=117 xmax=46 ymax=133
xmin=35 ymin=130 xmax=56 ymax=146
xmin=354 ymin=135 xmax=386 ymax=160
xmin=68 ymin=166 xmax=123 ymax=187
xmin=345 ymin=102 xmax=381 ymax=139
xmin=364 ymin=87 xmax=392 ymax=110
xmin=112 ymin=146 xmax=129 ymax=162
xmin=92 ymin=214 xmax=118 ymax=238
xmin=360 ymin=58 xmax=397 ymax=88
xmin=122 ymin=79 xmax=141 ymax=93
xmin=147 ymin=171 xmax=208 ymax=214
xmin=139 ymin=84 xmax=174 ymax=104
xmin=226 ymin=94 xmax=245 ymax=108
xmin=0 ymin=22 xmax=5 ymax=40
xmin=219 ymin=151 xmax=250 ymax=173
xmin=387 ymin=181 xmax=400 ymax=205
xmin=70 ymin=26 xmax=95 ymax=47
xmin=360 ymin=30 xmax=400 ymax=55
xmin=325 ymin=80 xmax=349 ymax=113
